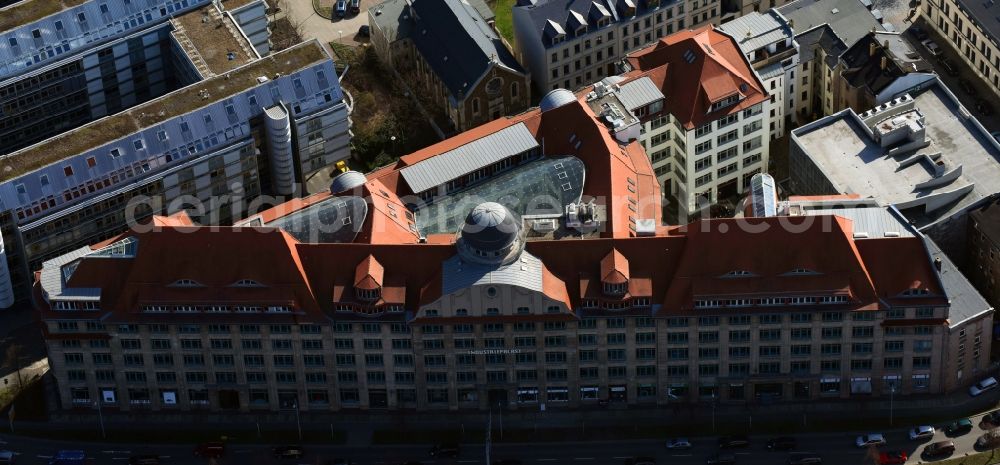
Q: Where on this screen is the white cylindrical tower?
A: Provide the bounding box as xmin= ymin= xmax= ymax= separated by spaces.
xmin=264 ymin=104 xmax=295 ymax=195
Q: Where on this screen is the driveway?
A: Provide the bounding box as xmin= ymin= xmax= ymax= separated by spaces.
xmin=282 ymin=0 xmax=374 ymax=48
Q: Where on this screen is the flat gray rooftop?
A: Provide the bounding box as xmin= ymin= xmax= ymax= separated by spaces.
xmin=793 ymin=83 xmax=1000 ymax=228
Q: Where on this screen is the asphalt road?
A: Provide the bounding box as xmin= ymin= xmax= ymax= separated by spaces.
xmin=1 ymin=413 xmax=997 ymax=465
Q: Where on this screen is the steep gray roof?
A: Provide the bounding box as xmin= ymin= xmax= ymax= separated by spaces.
xmin=383 ymin=0 xmax=525 ymax=102
xmin=616 ymin=76 xmax=664 ymax=110
xmin=923 ymin=235 xmax=993 ymax=327
xmin=400 ymin=122 xmax=539 ymax=194
xmin=517 ymin=0 xmax=661 ymax=49
xmin=953 ymin=0 xmax=1000 ymax=49
xmin=441 ymin=250 xmax=544 ymax=295
xmin=778 ymin=0 xmax=883 ymax=52
xmin=717 ymin=11 xmax=794 ymax=54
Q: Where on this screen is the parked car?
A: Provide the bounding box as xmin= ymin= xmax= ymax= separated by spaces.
xmin=0 ymin=450 xmax=14 ymax=465
xmin=718 ymin=436 xmax=750 ymax=448
xmin=357 ymin=25 xmax=370 ymax=38
xmin=939 ymin=57 xmax=960 ymax=76
xmin=193 ymin=442 xmax=225 ymax=458
xmin=978 ymin=428 xmax=1000 ymax=449
xmin=958 ymin=78 xmax=979 ymax=96
xmin=705 ymin=454 xmax=736 ymax=465
xmin=349 ymin=0 xmax=361 ymax=14
xmin=909 ymin=425 xmax=935 ymax=441
xmin=877 ymin=450 xmax=907 ymax=465
xmin=971 ymin=377 xmax=999 ymax=396
xmin=909 ymin=25 xmax=929 ymax=40
xmin=624 ymin=457 xmax=656 ymax=465
xmin=335 ymin=0 xmax=348 ymax=17
xmin=273 ymin=445 xmax=304 ymax=459
xmin=429 ymin=443 xmax=460 ymax=458
xmin=976 ymin=99 xmax=995 ymax=116
xmin=767 ymin=437 xmax=797 ymax=450
xmin=923 ymin=440 xmax=956 ymax=458
xmin=127 ymin=456 xmax=160 ymax=465
xmin=922 ymin=39 xmax=943 ymax=56
xmin=48 ymin=451 xmax=85 ymax=465
xmin=984 ymin=409 xmax=1000 ymax=425
xmin=945 ymin=418 xmax=974 ymax=436
xmin=666 ymin=438 xmax=692 ymax=450
xmin=787 ymin=452 xmax=822 ymax=465
xmin=856 ymin=433 xmax=886 ymax=448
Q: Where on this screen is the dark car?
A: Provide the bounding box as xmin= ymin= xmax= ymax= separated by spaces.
xmin=706 ymin=454 xmax=736 ymax=465
xmin=787 ymin=453 xmax=822 ymax=465
xmin=349 ymin=0 xmax=361 ymax=14
xmin=128 ymin=456 xmax=160 ymax=465
xmin=718 ymin=436 xmax=750 ymax=448
xmin=193 ymin=442 xmax=225 ymax=458
xmin=273 ymin=445 xmax=304 ymax=459
xmin=976 ymin=99 xmax=995 ymax=116
xmin=959 ymin=78 xmax=979 ymax=96
xmin=335 ymin=0 xmax=347 ymax=17
xmin=939 ymin=58 xmax=960 ymax=76
xmin=429 ymin=443 xmax=460 ymax=458
xmin=624 ymin=457 xmax=656 ymax=465
xmin=945 ymin=418 xmax=974 ymax=436
xmin=358 ymin=25 xmax=370 ymax=38
xmin=923 ymin=440 xmax=956 ymax=458
xmin=909 ymin=25 xmax=929 ymax=40
xmin=767 ymin=437 xmax=797 ymax=450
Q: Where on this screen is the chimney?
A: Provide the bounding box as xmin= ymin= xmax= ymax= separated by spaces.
xmin=934 ymin=257 xmax=942 ymax=271
xmin=880 ymin=55 xmax=888 ymax=70
xmin=869 ymin=41 xmax=877 ymax=57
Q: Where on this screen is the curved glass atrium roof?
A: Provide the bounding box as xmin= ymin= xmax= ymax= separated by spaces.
xmin=268 ymin=195 xmax=368 ymax=243
xmin=415 ymin=156 xmax=585 ymax=235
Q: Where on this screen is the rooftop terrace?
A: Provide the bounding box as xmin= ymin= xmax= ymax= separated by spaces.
xmin=172 ymin=5 xmax=256 ymax=76
xmin=0 ymin=0 xmax=87 ymax=34
xmin=0 ymin=40 xmax=328 ymax=183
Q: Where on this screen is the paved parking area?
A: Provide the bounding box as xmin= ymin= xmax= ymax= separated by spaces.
xmin=283 ymin=0 xmax=377 ymax=47
xmin=903 ymin=17 xmax=1000 ymax=132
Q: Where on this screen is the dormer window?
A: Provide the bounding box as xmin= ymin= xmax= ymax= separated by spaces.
xmin=231 ymin=279 xmax=264 ymax=287
xmin=786 ymin=268 xmax=819 ymax=275
xmin=710 ymin=94 xmax=741 ymax=112
xmin=170 ymin=279 xmax=203 ymax=287
xmin=354 ymin=255 xmax=384 ymax=302
xmin=601 ymin=249 xmax=630 ymax=297
xmin=426 ymin=309 xmax=439 ymax=317
xmin=722 ymin=270 xmax=753 ymax=278
xmin=356 ymin=287 xmax=381 ymax=302
xmin=456 ymin=308 xmax=468 ymax=316
xmin=901 ymin=288 xmax=931 ymax=297
xmin=604 ymin=282 xmax=627 ymax=295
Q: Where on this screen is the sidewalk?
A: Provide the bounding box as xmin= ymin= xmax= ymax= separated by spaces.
xmin=36 ymin=386 xmax=1000 ymax=445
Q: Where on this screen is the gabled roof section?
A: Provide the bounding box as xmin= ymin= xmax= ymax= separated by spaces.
xmin=588 ymin=1 xmax=611 ymax=22
xmin=405 ymin=0 xmax=526 ymax=100
xmin=354 ymin=255 xmax=385 ymax=290
xmin=567 ymin=9 xmax=587 ymax=31
xmin=600 ymin=248 xmax=629 ymax=284
xmin=626 ymin=26 xmax=769 ymax=129
xmin=543 ymin=19 xmax=566 ymax=40
xmin=661 ymin=216 xmax=879 ymax=312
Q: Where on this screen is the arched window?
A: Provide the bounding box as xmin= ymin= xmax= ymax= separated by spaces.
xmin=472 ymin=98 xmax=480 ymax=114
xmin=511 ymin=81 xmax=519 ymax=98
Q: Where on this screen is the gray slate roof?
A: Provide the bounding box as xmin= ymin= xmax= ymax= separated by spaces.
xmin=778 ymin=0 xmax=883 ymax=52
xmin=616 ymin=77 xmax=664 ymax=110
xmin=803 ymin=207 xmax=914 ymax=238
xmin=517 ymin=0 xmax=661 ymax=48
xmin=374 ymin=0 xmax=525 ymax=102
xmin=954 ymin=0 xmax=1000 ymax=48
xmin=717 ymin=11 xmax=794 ymax=54
xmin=923 ymin=235 xmax=993 ymax=327
xmin=400 ymin=122 xmax=540 ymax=194
xmin=441 ymin=250 xmax=544 ymax=295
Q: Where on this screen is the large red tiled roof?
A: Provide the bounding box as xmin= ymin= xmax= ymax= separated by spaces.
xmin=39 ymin=211 xmax=951 ymax=323
xmin=626 ymin=25 xmax=769 ymax=130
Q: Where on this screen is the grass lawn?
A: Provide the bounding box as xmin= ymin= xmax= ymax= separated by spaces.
xmin=489 ymin=0 xmax=517 ymax=46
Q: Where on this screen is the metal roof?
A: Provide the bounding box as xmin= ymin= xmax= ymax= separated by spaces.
xmin=717 ymin=11 xmax=794 ymax=54
xmin=440 ymin=249 xmax=544 ymax=295
xmin=803 ymin=206 xmax=913 ymax=238
xmin=399 ymin=122 xmax=540 ymax=194
xmin=267 ymin=195 xmax=368 ymax=244
xmin=756 ymin=61 xmax=786 ymax=80
xmin=922 ymin=235 xmax=992 ymax=327
xmin=616 ymin=77 xmax=664 ymax=110
xmin=778 ymin=0 xmax=883 ymax=50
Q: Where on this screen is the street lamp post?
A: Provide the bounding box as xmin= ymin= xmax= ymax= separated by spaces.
xmin=293 ymin=401 xmax=302 ymax=441
xmin=889 ymin=384 xmax=896 ymax=427
xmin=711 ymin=390 xmax=717 ymax=433
xmin=338 ymin=30 xmax=343 ymax=42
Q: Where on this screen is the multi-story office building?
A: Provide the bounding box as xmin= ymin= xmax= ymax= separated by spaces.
xmin=623 ymin=25 xmax=771 ymax=217
xmin=512 ymin=0 xmax=722 ymax=92
xmin=0 ymin=39 xmax=352 ymax=306
xmin=789 ymin=76 xmax=1000 ymax=263
xmin=966 ymin=197 xmax=1000 ymax=310
xmin=833 ymin=31 xmax=933 ymax=114
xmin=717 ymin=11 xmax=797 ymax=140
xmin=920 ymin=0 xmax=1000 ymax=97
xmin=37 ymin=201 xmax=991 ymax=412
xmin=368 ymin=0 xmax=531 ymax=132
xmin=0 ymin=0 xmax=270 ymax=156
